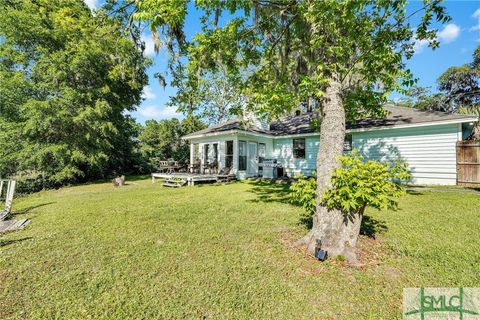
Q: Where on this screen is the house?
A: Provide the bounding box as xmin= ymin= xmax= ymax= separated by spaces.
xmin=182 ymin=106 xmax=478 ymax=185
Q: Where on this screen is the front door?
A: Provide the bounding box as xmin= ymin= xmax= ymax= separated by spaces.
xmin=247 ymin=142 xmax=258 ymax=175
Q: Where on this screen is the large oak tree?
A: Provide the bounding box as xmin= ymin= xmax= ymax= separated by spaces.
xmin=131 ymin=0 xmax=449 ymax=261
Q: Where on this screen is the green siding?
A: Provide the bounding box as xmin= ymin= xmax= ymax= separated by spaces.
xmin=352 ymin=123 xmax=459 ymax=185
xmin=273 ymin=136 xmax=319 ymax=177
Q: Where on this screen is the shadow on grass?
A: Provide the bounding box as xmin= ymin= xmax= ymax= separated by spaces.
xmin=360 ymin=216 xmax=388 ymax=238
xmin=0 ymin=237 xmax=32 ymax=247
xmin=14 ymin=202 xmax=55 ymax=215
xmin=246 ymin=180 xmax=291 ymax=204
xmin=247 ymin=180 xmax=390 ymax=238
xmin=298 ymin=214 xmax=388 ymax=238
xmin=406 ymin=189 xmax=424 ymax=196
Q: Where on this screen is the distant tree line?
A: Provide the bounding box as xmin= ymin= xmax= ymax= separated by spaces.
xmin=0 ymin=0 xmax=204 ymax=193
xmin=137 ymin=117 xmax=205 ymax=171
xmin=397 ymin=46 xmax=480 ymax=138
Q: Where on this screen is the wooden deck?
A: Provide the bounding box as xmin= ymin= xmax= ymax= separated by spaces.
xmin=151 ymin=172 xmax=220 ymax=186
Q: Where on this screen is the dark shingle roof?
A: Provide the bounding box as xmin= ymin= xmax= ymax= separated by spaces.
xmin=183 ymin=106 xmax=477 ymax=138
xmin=269 ymin=112 xmax=317 ymax=135
xmin=348 ymin=105 xmax=476 ymax=130
xmin=183 ymin=119 xmax=271 ymax=138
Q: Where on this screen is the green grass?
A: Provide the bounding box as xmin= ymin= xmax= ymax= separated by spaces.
xmin=1 ymin=179 xmax=479 ymax=319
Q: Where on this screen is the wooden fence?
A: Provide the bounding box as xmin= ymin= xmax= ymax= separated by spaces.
xmin=456 ymin=141 xmax=480 ymax=186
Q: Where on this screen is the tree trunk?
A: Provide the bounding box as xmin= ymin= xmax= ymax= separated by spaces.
xmin=298 ymin=75 xmax=362 ymax=263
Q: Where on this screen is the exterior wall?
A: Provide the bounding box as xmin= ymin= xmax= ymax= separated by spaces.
xmin=273 ymin=136 xmax=319 ymax=177
xmin=352 ymin=123 xmax=460 ymax=185
xmin=236 ymin=133 xmax=274 ymax=179
xmin=188 ymin=132 xmax=274 ymax=178
xmin=187 ymin=122 xmax=463 ymax=185
xmin=188 ymin=135 xmax=238 ymax=173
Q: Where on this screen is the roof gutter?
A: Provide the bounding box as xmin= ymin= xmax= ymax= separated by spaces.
xmin=347 ymin=117 xmax=479 ymax=133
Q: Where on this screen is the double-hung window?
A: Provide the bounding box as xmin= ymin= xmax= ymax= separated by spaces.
xmin=293 ymin=138 xmax=306 ymax=159
xmin=225 ymin=141 xmax=234 ymax=169
xmin=238 ymin=141 xmax=247 ymax=171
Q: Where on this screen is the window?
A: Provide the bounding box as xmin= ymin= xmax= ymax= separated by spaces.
xmin=258 ymin=143 xmax=266 ymax=177
xmin=238 ymin=140 xmax=247 ymax=171
xmin=203 ymin=144 xmax=209 ymax=163
xmin=225 ymin=141 xmax=233 ymax=169
xmin=343 ymin=134 xmax=352 ymax=152
xmin=193 ymin=144 xmax=200 ymax=161
xmin=293 ymin=138 xmax=306 ymax=159
xmin=213 ymin=143 xmax=218 ymax=163
xmin=258 ymin=143 xmax=266 ymax=163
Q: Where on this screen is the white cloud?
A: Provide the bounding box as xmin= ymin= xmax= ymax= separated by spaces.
xmin=137 ymin=105 xmax=182 ymax=120
xmin=141 ymin=34 xmax=155 ymax=56
xmin=413 ymin=38 xmax=429 ymax=54
xmin=470 ymin=9 xmax=480 ymax=32
xmin=84 ymin=0 xmax=99 ymax=9
xmin=437 ymin=23 xmax=460 ymax=43
xmin=473 ymin=8 xmax=480 ymax=19
xmin=413 ymin=23 xmax=460 ymax=54
xmin=141 ymin=86 xmax=157 ymax=100
xmin=470 ymin=25 xmax=480 ymax=32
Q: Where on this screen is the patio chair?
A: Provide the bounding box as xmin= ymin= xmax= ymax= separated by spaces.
xmin=167 ymin=159 xmax=177 ymax=174
xmin=0 ymin=180 xmax=16 ymax=221
xmin=209 ymin=159 xmax=218 ymax=174
xmin=216 ymin=167 xmax=236 ymax=183
xmin=188 ymin=160 xmax=201 ymax=174
xmin=159 ymin=161 xmax=169 ymax=173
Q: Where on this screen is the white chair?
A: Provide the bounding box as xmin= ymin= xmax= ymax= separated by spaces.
xmin=0 ymin=180 xmax=16 ymax=221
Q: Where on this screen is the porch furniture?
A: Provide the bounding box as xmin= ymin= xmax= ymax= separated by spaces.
xmin=202 ymin=163 xmax=209 ymax=174
xmin=189 ymin=160 xmax=201 ymax=173
xmin=159 ymin=160 xmax=184 ymax=174
xmin=167 ymin=160 xmax=176 ymax=174
xmin=216 ymin=167 xmax=236 ymax=183
xmin=159 ymin=161 xmax=170 ymax=173
xmin=209 ymin=160 xmax=218 ymax=174
xmin=202 ymin=160 xmax=218 ymax=174
xmin=0 ymin=180 xmax=16 ymax=221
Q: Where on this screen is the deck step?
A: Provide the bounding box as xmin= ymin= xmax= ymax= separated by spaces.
xmin=163 ymin=179 xmax=187 ymax=187
xmin=163 ymin=183 xmax=182 ymax=187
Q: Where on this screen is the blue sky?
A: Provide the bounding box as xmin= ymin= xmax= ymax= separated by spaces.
xmin=85 ymin=1 xmax=480 ymax=124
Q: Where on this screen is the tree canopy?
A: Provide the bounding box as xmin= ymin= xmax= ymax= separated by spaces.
xmin=137 ymin=116 xmax=205 ymax=170
xmin=0 ymin=0 xmax=149 ymax=187
xmin=398 ymin=46 xmax=480 ymax=112
xmin=133 ymin=0 xmax=448 ymax=121
xmin=132 ymin=0 xmax=450 ymax=261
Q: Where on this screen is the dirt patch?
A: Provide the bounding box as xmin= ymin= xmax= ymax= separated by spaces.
xmin=278 ymin=227 xmax=392 ymax=271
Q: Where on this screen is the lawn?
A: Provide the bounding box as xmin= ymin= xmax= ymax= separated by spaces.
xmin=1 ymin=178 xmax=479 ymax=319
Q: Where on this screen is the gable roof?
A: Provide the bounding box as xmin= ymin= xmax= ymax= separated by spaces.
xmin=183 ymin=105 xmax=478 ymax=139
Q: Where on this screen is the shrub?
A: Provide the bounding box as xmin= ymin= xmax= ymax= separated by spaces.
xmin=322 ymin=151 xmax=411 ymax=215
xmin=9 ymin=170 xmax=54 ymax=194
xmin=290 ymin=151 xmax=411 ymax=220
xmin=289 ymin=174 xmax=317 ymax=226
